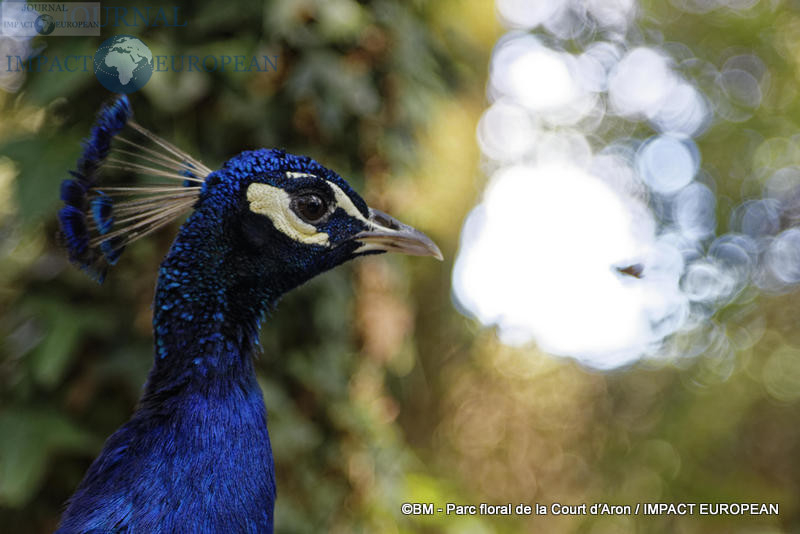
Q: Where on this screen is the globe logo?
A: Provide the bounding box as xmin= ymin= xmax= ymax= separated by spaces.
xmin=34 ymin=14 xmax=55 ymax=35
xmin=94 ymin=35 xmax=154 ymax=94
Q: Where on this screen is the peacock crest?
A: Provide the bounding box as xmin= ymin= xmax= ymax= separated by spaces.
xmin=59 ymin=95 xmax=212 ymax=280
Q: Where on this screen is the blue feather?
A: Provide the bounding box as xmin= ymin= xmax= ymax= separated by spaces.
xmin=86 ymin=99 xmax=130 ymax=161
xmin=181 ymin=162 xmax=197 ymax=187
xmin=60 ymin=179 xmax=87 ymax=208
xmin=75 ymin=95 xmax=131 ymax=183
xmin=57 ymin=96 xmax=133 ymax=279
xmin=91 ymin=195 xmax=114 ymax=235
xmin=58 ymin=205 xmax=89 ymax=258
xmin=100 ymin=238 xmax=125 ymax=265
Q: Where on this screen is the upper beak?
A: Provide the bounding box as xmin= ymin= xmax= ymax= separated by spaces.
xmin=352 ymin=209 xmax=443 ymax=261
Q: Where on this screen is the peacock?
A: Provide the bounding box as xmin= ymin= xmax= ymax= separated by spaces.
xmin=55 ymin=95 xmax=441 ymax=533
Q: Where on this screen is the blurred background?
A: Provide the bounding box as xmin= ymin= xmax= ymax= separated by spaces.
xmin=1 ymin=0 xmax=800 ymax=532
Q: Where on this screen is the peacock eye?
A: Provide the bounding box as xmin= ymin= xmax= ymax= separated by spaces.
xmin=291 ymin=193 xmax=329 ymax=224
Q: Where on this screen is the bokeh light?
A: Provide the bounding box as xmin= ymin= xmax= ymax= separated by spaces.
xmin=454 ymin=0 xmax=800 ymax=369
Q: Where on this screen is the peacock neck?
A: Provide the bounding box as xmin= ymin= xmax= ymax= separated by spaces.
xmin=144 ymin=212 xmax=278 ymax=397
xmin=57 ymin=213 xmax=279 ymax=533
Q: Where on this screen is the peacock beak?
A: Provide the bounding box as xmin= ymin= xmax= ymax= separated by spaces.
xmin=352 ymin=208 xmax=443 ymax=260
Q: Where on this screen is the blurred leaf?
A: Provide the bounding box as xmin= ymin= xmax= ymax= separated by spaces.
xmin=3 ymin=135 xmax=78 ymax=228
xmin=0 ymin=410 xmax=98 ymax=507
xmin=23 ymin=38 xmax=98 ymax=104
xmin=25 ymin=299 xmax=115 ymax=389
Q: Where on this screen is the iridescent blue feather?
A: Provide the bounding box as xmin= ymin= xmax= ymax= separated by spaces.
xmin=57 ymin=95 xmax=209 ymax=281
xmin=91 ymin=195 xmax=113 ymax=234
xmin=58 ymin=96 xmax=132 ymax=279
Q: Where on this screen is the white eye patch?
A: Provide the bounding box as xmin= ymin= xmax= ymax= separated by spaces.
xmin=326 ymin=182 xmax=371 ymax=226
xmin=246 ymin=183 xmax=330 ymax=246
xmin=285 ymin=172 xmax=317 ymax=179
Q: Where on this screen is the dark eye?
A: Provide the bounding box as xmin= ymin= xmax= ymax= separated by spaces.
xmin=291 ymin=193 xmax=329 ymax=223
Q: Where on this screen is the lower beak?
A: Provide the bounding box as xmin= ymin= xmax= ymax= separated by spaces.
xmin=352 ymin=209 xmax=443 ymax=261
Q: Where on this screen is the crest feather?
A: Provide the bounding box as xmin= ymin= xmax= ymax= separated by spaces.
xmin=57 ymin=95 xmax=211 ymax=281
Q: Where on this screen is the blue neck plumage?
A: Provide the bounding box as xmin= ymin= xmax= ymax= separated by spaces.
xmin=144 ymin=204 xmax=277 ymax=396
xmin=57 ymin=204 xmax=279 ymax=533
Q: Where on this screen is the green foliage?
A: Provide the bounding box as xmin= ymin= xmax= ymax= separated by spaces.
xmin=0 ymin=409 xmax=99 ymax=507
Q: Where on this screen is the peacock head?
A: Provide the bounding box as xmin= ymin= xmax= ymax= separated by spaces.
xmin=58 ymin=96 xmax=441 ymax=291
xmin=190 ymin=149 xmax=441 ymax=291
